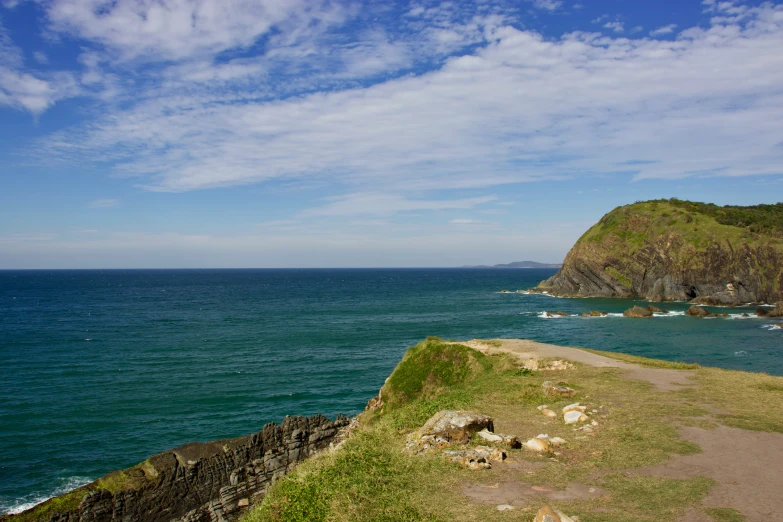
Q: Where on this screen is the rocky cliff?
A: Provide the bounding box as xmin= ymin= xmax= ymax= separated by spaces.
xmin=4 ymin=414 xmax=351 ymax=522
xmin=538 ymin=199 xmax=783 ymax=304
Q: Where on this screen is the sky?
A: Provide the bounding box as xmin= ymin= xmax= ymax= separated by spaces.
xmin=1 ymin=0 xmax=782 ymax=268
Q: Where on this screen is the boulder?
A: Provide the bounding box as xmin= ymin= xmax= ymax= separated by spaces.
xmin=541 ymin=409 xmax=558 ymax=418
xmin=406 ymin=410 xmax=493 ymax=452
xmin=564 ymin=410 xmax=589 ymax=424
xmin=767 ymin=302 xmax=783 ymax=317
xmin=686 ymin=305 xmax=712 ymax=317
xmin=475 ymin=429 xmax=521 ymax=449
xmin=646 ymin=305 xmax=668 ymax=313
xmin=589 ymin=310 xmax=608 ymax=316
xmin=543 ymin=381 xmax=576 ymax=398
xmin=623 ymin=306 xmax=653 ymax=318
xmin=546 ymin=311 xmax=570 ymax=317
xmin=443 ymin=446 xmax=506 ymax=469
xmin=534 ymin=504 xmax=577 ymax=522
xmin=756 ymin=306 xmax=770 ymax=317
xmin=523 ymin=434 xmax=564 ymax=453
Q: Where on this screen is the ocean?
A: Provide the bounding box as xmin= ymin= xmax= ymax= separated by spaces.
xmin=1 ymin=268 xmax=781 ymax=515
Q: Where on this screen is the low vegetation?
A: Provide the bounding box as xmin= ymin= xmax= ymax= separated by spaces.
xmin=242 ymin=337 xmax=783 ymax=521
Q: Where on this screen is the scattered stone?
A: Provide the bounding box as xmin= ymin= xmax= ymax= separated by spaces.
xmin=524 ymin=436 xmax=552 ymax=453
xmin=497 ymin=504 xmax=514 ymax=511
xmin=545 ymin=311 xmax=570 ymax=317
xmin=543 ymin=381 xmax=576 ymax=398
xmin=527 ymin=359 xmax=575 ymax=371
xmin=686 ymin=305 xmax=712 ymax=317
xmin=623 ymin=305 xmax=653 ymax=318
xmin=476 ymin=429 xmax=521 ymax=449
xmin=444 ymin=446 xmax=506 ymax=469
xmin=534 ymin=504 xmax=577 ymax=522
xmin=564 ymin=411 xmax=589 ymax=424
xmin=562 ymin=403 xmax=586 ymax=414
xmin=406 ymin=410 xmax=494 ymax=452
xmin=646 ymin=305 xmax=669 ymax=313
xmin=237 ymin=498 xmax=249 ymax=508
xmin=541 ymin=409 xmax=558 ymax=418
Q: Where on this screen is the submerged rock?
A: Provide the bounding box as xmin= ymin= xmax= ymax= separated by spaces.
xmin=623 ymin=306 xmax=653 ymax=318
xmin=686 ymin=305 xmax=712 ymax=317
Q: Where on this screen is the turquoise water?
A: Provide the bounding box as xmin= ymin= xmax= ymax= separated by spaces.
xmin=1 ymin=268 xmax=781 ymax=514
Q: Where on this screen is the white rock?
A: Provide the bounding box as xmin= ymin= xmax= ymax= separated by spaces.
xmin=537 ymin=405 xmax=549 ymax=411
xmin=524 ymin=437 xmax=551 ymax=452
xmin=542 ymin=409 xmax=558 ymax=418
xmin=562 ymin=403 xmax=586 ymax=414
xmin=591 ymin=420 xmax=598 ymax=426
xmin=549 ymin=437 xmax=566 ymax=446
xmin=476 ymin=429 xmax=503 ymax=443
xmin=564 ymin=411 xmax=589 ymax=424
xmin=497 ymin=504 xmax=514 ymax=511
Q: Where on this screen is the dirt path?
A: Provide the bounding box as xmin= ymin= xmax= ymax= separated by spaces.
xmin=462 ymin=338 xmax=697 ymax=392
xmin=458 ymin=339 xmax=783 ymax=522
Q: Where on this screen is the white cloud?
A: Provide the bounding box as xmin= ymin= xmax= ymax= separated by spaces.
xmin=531 ymin=0 xmax=562 ymax=12
xmin=88 ymin=198 xmax=120 ymax=208
xmin=449 ymin=218 xmax=493 ymax=225
xmin=603 ymin=21 xmax=624 ymax=33
xmin=15 ymin=0 xmax=783 ymax=202
xmin=32 ymin=51 xmax=48 ymax=64
xmin=650 ymin=24 xmax=677 ymax=36
xmin=302 ymin=193 xmax=499 ymax=217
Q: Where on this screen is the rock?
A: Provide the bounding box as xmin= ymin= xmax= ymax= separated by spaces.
xmin=541 ymin=409 xmax=558 ymax=418
xmin=589 ymin=310 xmax=607 ymax=316
xmin=543 ymin=381 xmax=576 ymax=398
xmin=686 ymin=305 xmax=712 ymax=317
xmin=535 ymin=504 xmax=577 ymax=522
xmin=443 ymin=446 xmax=506 ymax=469
xmin=756 ymin=306 xmax=770 ymax=317
xmin=406 ymin=410 xmax=494 ymax=452
xmin=537 ymin=405 xmax=549 ymax=410
xmin=500 ymin=289 xmax=511 ymax=293
xmin=767 ymin=302 xmax=783 ymax=317
xmin=546 ymin=311 xmax=570 ymax=317
xmin=562 ymin=403 xmax=586 ymax=414
xmin=623 ymin=306 xmax=653 ymax=318
xmin=364 ymin=395 xmax=383 ymax=411
xmin=476 ymin=429 xmax=521 ymax=449
xmin=237 ymin=498 xmax=249 ymax=507
xmin=564 ymin=410 xmax=589 ymax=424
xmin=646 ymin=305 xmax=668 ymax=313
xmin=524 ymin=436 xmax=552 ymax=453
xmin=742 ymin=313 xmax=750 ymax=317
xmin=497 ymin=504 xmax=514 ymax=511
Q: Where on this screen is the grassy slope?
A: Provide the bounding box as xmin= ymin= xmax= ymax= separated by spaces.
xmin=242 ymin=338 xmax=783 ymax=522
xmin=579 ymin=199 xmax=783 ymax=252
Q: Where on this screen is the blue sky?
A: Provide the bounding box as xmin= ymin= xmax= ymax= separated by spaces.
xmin=1 ymin=0 xmax=782 ymax=268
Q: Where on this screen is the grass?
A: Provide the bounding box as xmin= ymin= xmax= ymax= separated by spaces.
xmin=242 ymin=337 xmax=783 ymax=522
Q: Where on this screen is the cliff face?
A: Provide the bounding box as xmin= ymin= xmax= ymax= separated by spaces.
xmin=538 ymin=200 xmax=783 ymax=304
xmin=5 ymin=414 xmax=350 ymax=522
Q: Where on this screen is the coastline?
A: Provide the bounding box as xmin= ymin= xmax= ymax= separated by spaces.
xmin=8 ymin=338 xmax=783 ymax=521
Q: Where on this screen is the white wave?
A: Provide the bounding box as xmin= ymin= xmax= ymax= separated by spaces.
xmin=761 ymin=324 xmax=782 ymax=331
xmin=729 ymin=313 xmax=757 ymax=320
xmin=734 ymin=351 xmax=749 ymax=357
xmin=538 ymin=312 xmax=566 ymax=319
xmin=2 ymin=476 xmax=92 ymax=515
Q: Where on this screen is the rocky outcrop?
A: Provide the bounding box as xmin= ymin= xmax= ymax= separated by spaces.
xmin=406 ymin=410 xmax=494 ymax=452
xmin=5 ymin=414 xmax=350 ymax=522
xmin=538 ymin=200 xmax=783 ymax=305
xmin=623 ymin=306 xmax=653 ymax=318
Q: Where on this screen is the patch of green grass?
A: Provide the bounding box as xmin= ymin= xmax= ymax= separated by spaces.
xmin=13 ymin=489 xmax=89 ymax=522
xmin=704 ymin=507 xmax=746 ymax=521
xmin=604 ymin=267 xmax=632 ymax=288
xmin=580 ymin=348 xmax=700 ymax=369
xmin=381 ymin=337 xmax=491 ymax=407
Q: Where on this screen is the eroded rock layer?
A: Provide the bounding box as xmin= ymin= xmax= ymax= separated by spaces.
xmin=5 ymin=414 xmax=350 ymax=522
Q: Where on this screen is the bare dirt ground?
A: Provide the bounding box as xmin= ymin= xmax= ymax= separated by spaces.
xmin=459 ymin=338 xmax=783 ymax=522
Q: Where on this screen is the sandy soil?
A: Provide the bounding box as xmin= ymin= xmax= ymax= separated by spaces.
xmin=458 ymin=338 xmax=783 ymax=522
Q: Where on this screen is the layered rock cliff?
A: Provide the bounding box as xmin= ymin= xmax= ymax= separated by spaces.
xmin=538 ymin=199 xmax=783 ymax=304
xmin=4 ymin=414 xmax=351 ymax=522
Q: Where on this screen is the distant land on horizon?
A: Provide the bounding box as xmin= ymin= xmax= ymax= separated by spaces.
xmin=460 ymin=261 xmax=563 ymax=269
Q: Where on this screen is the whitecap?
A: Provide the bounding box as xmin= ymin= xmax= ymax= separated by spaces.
xmin=3 ymin=476 xmax=92 ymax=515
xmin=734 ymin=351 xmax=748 ymax=357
